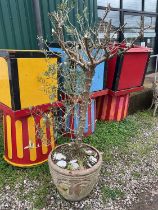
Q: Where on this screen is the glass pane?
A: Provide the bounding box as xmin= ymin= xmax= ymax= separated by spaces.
xmin=123 ymin=0 xmax=142 ymax=11
xmin=98 ymin=9 xmax=119 ymax=40
xmin=98 ymin=10 xmax=120 ymax=27
xmin=124 ymin=15 xmax=141 ymax=40
xmin=144 ymin=16 xmax=156 ymax=55
xmin=124 ymin=15 xmax=141 ymax=30
xmin=97 ymin=0 xmax=120 ymax=8
xmin=144 ymin=16 xmax=156 ymax=35
xmin=144 ymin=0 xmax=157 ymax=12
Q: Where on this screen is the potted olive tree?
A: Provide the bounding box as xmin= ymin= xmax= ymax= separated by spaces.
xmin=37 ymin=0 xmax=146 ymax=201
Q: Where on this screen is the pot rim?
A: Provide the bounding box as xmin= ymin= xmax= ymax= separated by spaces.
xmin=48 ymin=143 xmax=102 ymax=176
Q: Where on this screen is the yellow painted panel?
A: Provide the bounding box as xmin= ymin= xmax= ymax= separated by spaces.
xmin=28 ymin=116 xmax=37 ymax=161
xmin=0 ymin=58 xmax=11 ymax=108
xmin=17 ymin=58 xmax=58 ymax=109
xmin=40 ymin=117 xmax=48 ymax=154
xmin=6 ymin=115 xmax=12 ymax=159
xmin=15 ymin=120 xmax=23 ymax=159
xmin=50 ymin=124 xmax=55 ymax=149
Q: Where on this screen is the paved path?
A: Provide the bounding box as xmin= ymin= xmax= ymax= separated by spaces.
xmin=130 ymin=188 xmax=158 ymax=210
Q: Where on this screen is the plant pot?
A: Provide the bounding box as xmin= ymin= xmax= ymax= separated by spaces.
xmin=48 ymin=143 xmax=102 ymax=201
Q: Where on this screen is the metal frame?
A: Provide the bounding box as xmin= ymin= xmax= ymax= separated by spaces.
xmin=150 ymin=54 xmax=158 ymax=82
xmin=98 ymin=0 xmax=158 ymax=42
xmin=141 ymin=53 xmax=151 ymax=84
xmin=98 ymin=7 xmax=158 ymax=17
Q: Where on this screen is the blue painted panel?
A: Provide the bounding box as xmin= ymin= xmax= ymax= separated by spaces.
xmin=49 ymin=47 xmax=106 ymax=92
xmin=91 ymin=99 xmax=95 ymax=132
xmin=65 ymin=112 xmax=70 ymax=132
xmin=49 ymin=47 xmax=65 ymax=62
xmin=74 ymin=103 xmax=80 ymax=135
xmin=90 ymin=62 xmax=105 ymax=92
xmin=84 ymin=107 xmax=89 ymax=133
xmin=63 ymin=99 xmax=96 ymax=136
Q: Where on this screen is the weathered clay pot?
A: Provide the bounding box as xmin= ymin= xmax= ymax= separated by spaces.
xmin=48 ymin=143 xmax=102 ymax=201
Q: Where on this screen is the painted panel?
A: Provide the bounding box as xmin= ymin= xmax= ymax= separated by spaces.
xmin=64 ymin=99 xmax=96 ymax=137
xmin=0 ymin=58 xmax=11 ymax=108
xmin=15 ymin=120 xmax=23 ymax=158
xmin=90 ymin=62 xmax=105 ymax=92
xmin=118 ymin=52 xmax=149 ymax=90
xmin=28 ymin=116 xmax=36 ymax=161
xmin=6 ymin=115 xmax=12 ymax=159
xmin=17 ymin=57 xmax=58 ymax=109
xmin=49 ymin=47 xmax=106 ymax=92
xmin=40 ymin=117 xmax=48 ymax=155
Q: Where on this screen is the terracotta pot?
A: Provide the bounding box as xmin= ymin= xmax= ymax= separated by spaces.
xmin=48 ymin=143 xmax=102 ymax=201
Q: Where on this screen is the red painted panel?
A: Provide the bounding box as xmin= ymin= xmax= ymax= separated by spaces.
xmin=34 ymin=115 xmax=43 ymax=161
xmin=20 ymin=117 xmax=30 ymax=164
xmin=0 ymin=102 xmax=63 ymax=118
xmin=10 ymin=116 xmax=18 ymax=163
xmin=106 ymin=53 xmax=118 ymax=89
xmin=96 ymin=94 xmax=129 ymax=122
xmin=3 ymin=107 xmax=56 ymax=167
xmin=106 ymin=46 xmax=150 ymax=91
xmin=90 ymin=89 xmax=109 ymax=99
xmin=108 ymin=87 xmax=144 ymax=96
xmin=118 ymin=52 xmax=149 ymax=90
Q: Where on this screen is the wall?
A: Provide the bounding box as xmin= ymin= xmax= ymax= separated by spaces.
xmin=0 ymin=0 xmax=97 ymax=50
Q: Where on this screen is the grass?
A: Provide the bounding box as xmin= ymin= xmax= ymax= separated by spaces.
xmin=0 ymin=124 xmax=51 ymax=208
xmin=0 ymin=110 xmax=157 ymax=208
xmin=101 ymin=186 xmax=125 ymax=201
xmin=131 ymin=171 xmax=142 ymax=178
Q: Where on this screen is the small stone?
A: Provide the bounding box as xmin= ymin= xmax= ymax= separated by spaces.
xmin=5 ymin=186 xmax=10 ymax=190
xmin=4 ymin=204 xmax=9 ymax=207
xmin=93 ymin=152 xmax=98 ymax=158
xmin=23 ymin=180 xmax=27 ymax=184
xmin=89 ymin=156 xmax=97 ymax=164
xmin=87 ymin=162 xmax=93 ymax=168
xmin=70 ymin=162 xmax=79 ymax=170
xmin=85 ymin=150 xmax=93 ymax=155
xmin=53 ymin=153 xmax=66 ymax=160
xmin=69 ymin=159 xmax=77 ymax=164
xmin=56 ymin=160 xmax=67 ymax=168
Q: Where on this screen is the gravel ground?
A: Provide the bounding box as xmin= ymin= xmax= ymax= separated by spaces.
xmin=1 ymin=114 xmax=158 ymax=210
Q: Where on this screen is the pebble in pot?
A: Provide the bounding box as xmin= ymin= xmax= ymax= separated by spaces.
xmin=53 ymin=153 xmax=66 ymax=161
xmin=69 ymin=160 xmax=79 ymax=170
xmin=89 ymin=156 xmax=97 ymax=165
xmin=56 ymin=160 xmax=67 ymax=168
